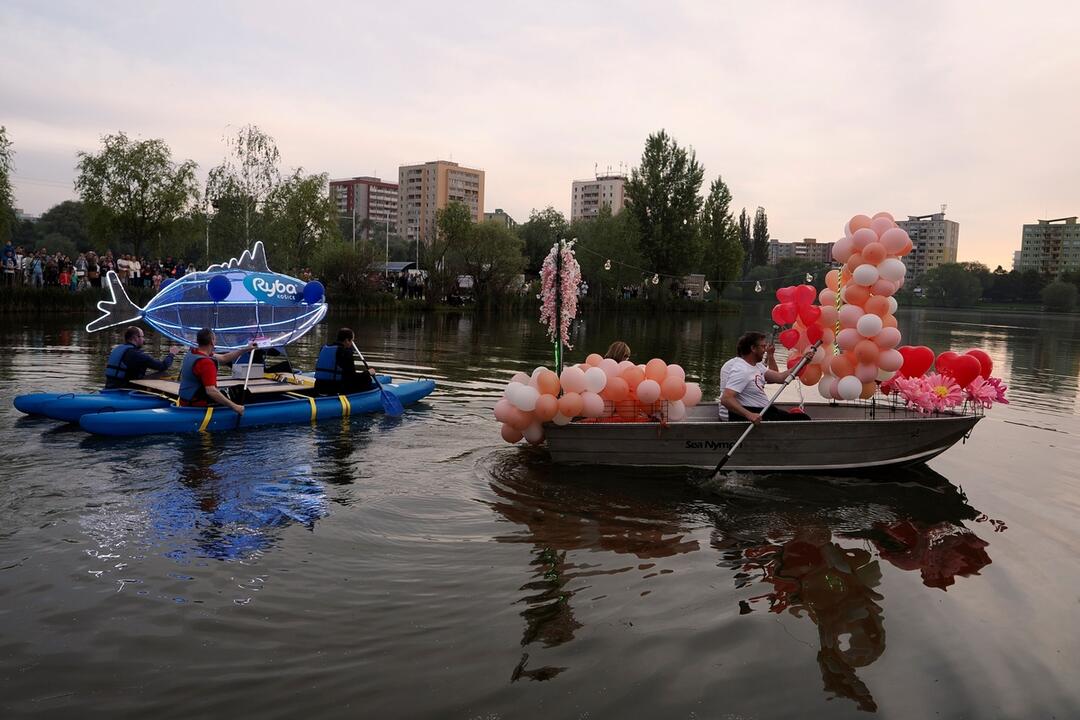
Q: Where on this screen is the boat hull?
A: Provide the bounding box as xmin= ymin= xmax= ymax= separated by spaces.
xmin=14 ymin=390 xmax=173 ymax=423
xmin=543 ymin=402 xmax=982 ymax=471
xmin=78 ymin=379 xmax=436 ymax=436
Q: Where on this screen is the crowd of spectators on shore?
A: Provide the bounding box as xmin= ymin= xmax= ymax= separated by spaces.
xmin=2 ymin=241 xmax=201 ymax=291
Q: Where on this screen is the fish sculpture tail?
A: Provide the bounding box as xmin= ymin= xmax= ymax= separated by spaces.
xmin=86 ymin=270 xmax=143 ymax=332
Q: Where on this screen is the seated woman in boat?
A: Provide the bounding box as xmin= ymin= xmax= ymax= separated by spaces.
xmin=313 ymin=328 xmax=377 ymax=396
xmin=104 ymin=325 xmax=182 ymax=389
xmin=603 ymin=341 xmax=631 ymax=363
xmin=719 ymin=331 xmax=813 ymax=424
xmin=178 ymin=328 xmax=253 ymax=415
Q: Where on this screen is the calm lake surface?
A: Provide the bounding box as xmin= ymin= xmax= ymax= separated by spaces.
xmin=2 ymin=306 xmax=1079 ymax=719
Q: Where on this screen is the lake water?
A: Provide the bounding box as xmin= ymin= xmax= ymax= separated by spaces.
xmin=1 ymin=306 xmax=1079 ymax=719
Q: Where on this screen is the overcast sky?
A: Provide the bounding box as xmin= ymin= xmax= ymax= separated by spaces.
xmin=3 ymin=1 xmax=1078 ymax=269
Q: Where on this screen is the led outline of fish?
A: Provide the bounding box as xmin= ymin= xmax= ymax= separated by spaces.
xmin=86 ymin=241 xmax=327 ymax=350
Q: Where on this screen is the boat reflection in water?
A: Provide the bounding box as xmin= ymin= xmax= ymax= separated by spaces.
xmin=486 ymin=450 xmax=1000 ymax=711
xmin=705 ymin=468 xmax=998 ymax=713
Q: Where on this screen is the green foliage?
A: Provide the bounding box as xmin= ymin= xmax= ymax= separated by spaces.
xmin=263 ymin=170 xmax=341 ymax=272
xmin=699 ymin=176 xmax=742 ymax=296
xmin=206 ymin=124 xmax=282 ymax=254
xmin=1041 ymin=281 xmax=1077 ymax=312
xmin=39 ymin=232 xmax=77 ymax=260
xmin=75 ymin=132 xmax=200 ymax=259
xmin=625 ymin=129 xmax=704 ymax=279
xmin=0 ymin=126 xmax=14 ymax=243
xmin=448 ymin=220 xmax=525 ymax=307
xmin=922 ymin=263 xmax=983 ymax=307
xmin=310 ymin=240 xmax=378 ymax=300
xmin=774 ymin=257 xmax=829 ymax=291
xmin=737 ymin=208 xmax=752 ymax=276
xmin=518 ymin=206 xmax=568 ymax=275
xmin=428 ymin=201 xmax=475 ymax=302
xmin=36 ymin=201 xmax=89 ymax=251
xmin=751 ymin=207 xmax=770 ymax=268
xmin=571 ymin=208 xmax=643 ymax=304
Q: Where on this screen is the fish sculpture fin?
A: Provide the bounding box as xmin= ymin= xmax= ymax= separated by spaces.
xmin=86 ymin=270 xmax=143 ymax=333
xmin=205 ymin=241 xmax=271 ymax=273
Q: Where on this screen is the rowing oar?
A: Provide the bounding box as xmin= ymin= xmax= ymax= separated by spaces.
xmin=235 ymin=342 xmax=260 ymax=429
xmin=711 ymin=340 xmax=823 ymax=474
xmin=352 ymin=342 xmax=404 ymax=417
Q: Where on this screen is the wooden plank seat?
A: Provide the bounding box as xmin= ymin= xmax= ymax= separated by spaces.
xmin=130 ymin=377 xmax=311 ymax=397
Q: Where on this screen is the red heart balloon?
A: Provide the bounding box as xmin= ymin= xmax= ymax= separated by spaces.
xmin=780 ymin=302 xmax=799 ymax=325
xmin=779 ymin=328 xmax=801 ymax=349
xmin=798 ymin=303 xmax=821 ymax=325
xmin=898 ymin=345 xmax=934 ymax=377
xmin=806 ymin=323 xmax=824 ymax=344
xmin=965 ymin=349 xmax=993 ymax=378
xmin=794 ymin=284 xmax=817 ymax=305
xmin=776 ymin=286 xmax=796 ymax=304
xmin=771 ymin=304 xmax=787 ymax=326
xmin=936 ymin=351 xmax=959 ymax=375
xmin=948 ymin=354 xmax=981 ymax=389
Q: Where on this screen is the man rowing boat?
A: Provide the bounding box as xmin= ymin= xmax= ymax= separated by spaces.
xmin=719 ymin=331 xmax=814 ymax=424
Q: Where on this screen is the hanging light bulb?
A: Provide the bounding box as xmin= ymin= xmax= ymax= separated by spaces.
xmin=535 ymin=293 xmax=542 ymax=299
xmin=754 ymin=281 xmax=763 ymax=293
xmin=805 ymin=273 xmax=814 ymax=283
xmin=703 ymin=280 xmax=711 ymax=294
xmin=604 ymin=259 xmax=611 ymax=271
xmin=651 ymin=273 xmax=660 ymax=285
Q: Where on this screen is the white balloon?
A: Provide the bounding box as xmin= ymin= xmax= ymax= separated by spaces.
xmin=877 ymin=369 xmax=897 ymax=382
xmin=513 ymin=385 xmax=539 ymax=412
xmin=583 ymin=366 xmax=607 ymax=394
xmin=552 ymin=412 xmax=571 ymax=426
xmin=838 ymin=375 xmax=862 ymax=401
xmin=523 ymin=422 xmax=545 ymax=444
xmin=878 ymin=258 xmax=907 ymax=283
xmin=504 ymin=381 xmax=524 ymax=400
xmin=887 ymin=296 xmax=898 ymax=314
xmin=856 ymin=313 xmax=883 ymax=338
xmin=667 ymin=400 xmax=687 ymax=421
xmin=852 ymin=263 xmax=879 ymax=287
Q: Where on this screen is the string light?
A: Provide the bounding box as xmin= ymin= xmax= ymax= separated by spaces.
xmin=703 ymin=281 xmax=711 ymax=294
xmin=651 ymin=273 xmax=660 ymax=285
xmin=754 ymin=281 xmax=762 ymax=293
xmin=805 ymin=273 xmax=814 ymax=283
xmin=604 ymin=259 xmax=611 ymax=270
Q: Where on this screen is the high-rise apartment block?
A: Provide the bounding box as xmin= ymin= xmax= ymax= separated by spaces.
xmin=1016 ymin=217 xmax=1080 ymax=276
xmin=483 ymin=209 xmax=517 ymax=229
xmin=329 ymin=176 xmax=399 ymax=239
xmin=895 ymin=212 xmax=959 ymax=281
xmin=570 ymin=173 xmax=627 ymax=222
xmin=397 ymin=161 xmax=485 ymax=245
xmin=767 ymin=238 xmax=834 ymax=265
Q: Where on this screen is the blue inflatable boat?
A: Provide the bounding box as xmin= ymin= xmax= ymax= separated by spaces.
xmin=79 ymin=379 xmax=436 ymax=436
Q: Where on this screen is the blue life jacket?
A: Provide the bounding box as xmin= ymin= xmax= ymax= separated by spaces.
xmin=104 ymin=343 xmax=137 ymax=388
xmin=178 ymin=351 xmax=219 ymax=405
xmin=314 ymin=345 xmax=344 ymax=383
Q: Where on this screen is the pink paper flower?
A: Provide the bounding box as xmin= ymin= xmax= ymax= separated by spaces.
xmin=965 ymin=377 xmax=998 ymax=409
xmin=924 ymin=372 xmax=963 ymax=411
xmin=539 ymin=240 xmax=581 ymax=349
xmin=985 ymin=376 xmax=1009 ymax=404
xmin=893 ymin=375 xmax=936 ymax=414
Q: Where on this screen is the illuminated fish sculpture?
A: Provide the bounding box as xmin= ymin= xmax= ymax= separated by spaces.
xmin=87 ymin=242 xmax=327 ymax=349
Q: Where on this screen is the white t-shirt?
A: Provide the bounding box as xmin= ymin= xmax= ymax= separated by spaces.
xmin=718 ymin=357 xmax=769 ymax=420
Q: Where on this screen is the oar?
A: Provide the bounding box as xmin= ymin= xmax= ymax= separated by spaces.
xmin=352 ymin=342 xmax=404 ymax=417
xmin=235 ymin=343 xmax=259 ymax=428
xmin=712 ymin=340 xmax=822 ymax=474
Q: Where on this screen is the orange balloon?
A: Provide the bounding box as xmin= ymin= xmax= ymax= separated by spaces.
xmin=840 ymin=267 xmax=853 ymax=284
xmin=842 ymin=284 xmax=870 ymax=307
xmin=586 ymin=353 xmax=603 ymax=366
xmin=500 ymin=423 xmax=523 ymax=443
xmin=829 ymin=354 xmax=853 ymax=378
xmin=602 ymin=376 xmax=629 ymax=402
xmin=846 ymin=251 xmax=865 ymax=270
xmin=860 ymin=381 xmax=876 ymax=399
xmin=645 ymin=358 xmax=668 ymax=382
xmin=882 ymin=313 xmax=898 ymax=328
xmin=864 ymin=295 xmax=890 ymax=318
xmin=534 ymin=394 xmax=558 ymax=422
xmin=537 ymin=369 xmax=560 ymax=396
xmin=557 ymin=392 xmax=583 ymax=418
xmin=660 ymin=376 xmax=686 ymax=401
xmin=800 ymin=365 xmax=823 ymax=386
xmin=862 ymin=242 xmax=887 ymax=265
xmin=825 ymin=269 xmax=840 ymax=292
xmin=506 ymin=407 xmax=532 ymax=431
xmin=854 ymin=339 xmax=879 ymax=365
xmin=900 ymin=237 xmax=913 ymax=256
xmin=621 ymin=366 xmax=645 ymax=390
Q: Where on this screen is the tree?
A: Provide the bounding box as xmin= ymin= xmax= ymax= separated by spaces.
xmin=737 ymin=208 xmax=752 ymax=276
xmin=263 ymin=170 xmax=341 ymax=272
xmin=699 ymin=176 xmax=743 ymax=294
xmin=75 ymin=132 xmax=199 ymax=259
xmin=0 ymin=126 xmax=14 ymax=243
xmin=751 ymin=206 xmax=770 ymax=268
xmin=572 ymin=208 xmax=644 ymax=304
xmin=36 ymin=201 xmax=89 ymax=251
xmin=958 ymin=261 xmax=993 ymax=296
xmin=625 ymin=130 xmax=704 ymax=283
xmin=518 ymin=206 xmax=568 ymax=275
xmin=426 ymin=201 xmax=475 ymax=302
xmin=206 ymin=124 xmax=281 ymax=252
xmin=449 ymin=220 xmax=525 ymax=307
xmin=923 ymin=263 xmax=982 ymax=307
xmin=1041 ymin=281 xmax=1077 ymax=312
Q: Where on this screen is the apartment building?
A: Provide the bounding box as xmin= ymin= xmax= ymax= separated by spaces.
xmin=570 ymin=173 xmax=627 ymax=222
xmin=483 ymin=209 xmax=517 ymax=229
xmin=767 ymin=238 xmax=835 ymax=265
xmin=397 ymin=161 xmax=485 ymax=245
xmin=895 ymin=212 xmax=960 ymax=281
xmin=1015 ymin=217 xmax=1080 ymax=275
xmin=329 ymin=176 xmax=399 ymax=239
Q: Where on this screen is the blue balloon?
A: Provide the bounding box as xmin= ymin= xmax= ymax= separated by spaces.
xmin=160 ymin=278 xmax=175 ymax=290
xmin=207 ymin=274 xmax=232 ymax=302
xmin=302 ymin=280 xmax=325 ymax=304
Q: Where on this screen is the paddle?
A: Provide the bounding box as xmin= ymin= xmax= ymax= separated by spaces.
xmin=351 ymin=342 xmax=404 ymax=417
xmin=234 ymin=342 xmax=261 ymax=428
xmin=711 ymin=340 xmax=822 ymax=474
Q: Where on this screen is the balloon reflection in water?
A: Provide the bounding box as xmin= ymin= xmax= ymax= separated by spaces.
xmin=708 ymin=468 xmax=997 ymax=713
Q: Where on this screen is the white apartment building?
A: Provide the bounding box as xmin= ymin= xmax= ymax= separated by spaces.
xmin=1016 ymin=217 xmax=1080 ymax=276
xmin=895 ymin=212 xmax=960 ymax=281
xmin=570 ymin=173 xmax=627 ymax=222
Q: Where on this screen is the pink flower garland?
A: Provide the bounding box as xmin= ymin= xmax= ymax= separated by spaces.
xmin=966 ymin=376 xmax=1009 ymax=406
xmin=539 ymin=240 xmax=581 ymax=349
xmin=889 ymin=372 xmax=1008 ymax=412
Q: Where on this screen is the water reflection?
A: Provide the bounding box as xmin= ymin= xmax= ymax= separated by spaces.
xmin=706 ymin=469 xmax=997 ymax=712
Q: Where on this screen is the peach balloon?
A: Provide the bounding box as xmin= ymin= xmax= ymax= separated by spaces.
xmin=603 ymin=376 xmax=629 ymax=402
xmin=848 ymin=214 xmax=873 ymax=233
xmin=864 ymin=295 xmax=891 ymax=317
xmin=534 ymin=394 xmax=558 ymax=422
xmin=599 ymin=357 xmax=620 ymax=379
xmin=845 ymin=251 xmax=865 ymax=270
xmin=878 ymin=348 xmax=904 ymax=372
xmin=560 ymin=366 xmax=587 ymax=394
xmin=800 ymin=365 xmax=823 ymax=386
xmin=871 ymin=211 xmax=895 ymax=222
xmin=851 ymin=227 xmax=878 ymax=250
xmin=880 ymin=227 xmax=909 ymax=255
xmin=819 ymin=289 xmax=837 ymax=307
xmin=586 ymin=353 xmax=603 ymax=366
xmin=621 ymin=366 xmax=645 ymax=390
xmin=617 ymin=360 xmax=635 ymax=373
xmin=581 ymin=391 xmax=605 ymax=418
xmin=666 ymin=364 xmax=685 ymax=381
xmin=874 ymin=327 xmax=902 ymax=349
xmin=660 ymin=376 xmax=686 ymax=401
xmin=501 ymin=423 xmax=523 ymax=443
xmin=820 ymin=328 xmax=836 ymax=346
xmin=882 ymin=314 xmax=898 ymax=329
xmin=683 ymin=383 xmax=703 ymax=407
xmin=837 ymin=328 xmax=861 ymax=351
xmin=838 ymin=304 xmax=864 ymax=328
xmin=537 ymin=370 xmax=560 ymax=396
xmin=842 ymin=284 xmax=870 ymax=307
xmin=840 ymin=266 xmax=853 ymax=284
xmin=862 ymin=242 xmax=887 ymax=265
xmin=825 ymin=269 xmax=840 ymax=291
xmin=506 ymin=407 xmax=532 ymax=431
xmin=870 ymin=217 xmax=895 ymax=237
xmin=645 ymin=358 xmax=668 ymax=382
xmin=860 ymin=381 xmax=877 ymax=400
xmin=523 ymin=422 xmax=545 ymax=445
xmin=636 ymin=379 xmax=661 ymax=404
xmin=900 ymin=237 xmax=913 ymax=255
xmin=829 ymin=354 xmax=854 ymax=378
xmin=511 ymin=372 xmax=531 ymax=385
xmin=819 ymin=306 xmax=838 ymax=328
xmin=855 ymin=362 xmax=879 ymax=382
xmin=871 ymin=279 xmax=897 ymax=297
xmin=832 ymin=237 xmax=855 ymax=264
xmin=854 ymin=339 xmax=879 ymax=365
xmin=557 ymin=392 xmax=584 ymax=418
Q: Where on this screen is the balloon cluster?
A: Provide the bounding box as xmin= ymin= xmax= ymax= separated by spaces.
xmin=885 ymin=346 xmax=1007 ymax=412
xmin=494 ymin=355 xmax=704 ymax=444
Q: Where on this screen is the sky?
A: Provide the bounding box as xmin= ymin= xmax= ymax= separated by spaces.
xmin=3 ymin=0 xmax=1079 ymax=270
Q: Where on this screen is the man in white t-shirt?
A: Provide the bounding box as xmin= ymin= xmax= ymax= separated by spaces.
xmin=719 ymin=331 xmax=814 ymax=423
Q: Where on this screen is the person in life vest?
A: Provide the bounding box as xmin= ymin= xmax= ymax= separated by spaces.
xmin=178 ymin=327 xmax=255 ymax=413
xmin=104 ymin=326 xmax=181 ymax=389
xmin=313 ymin=328 xmax=377 ymax=396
